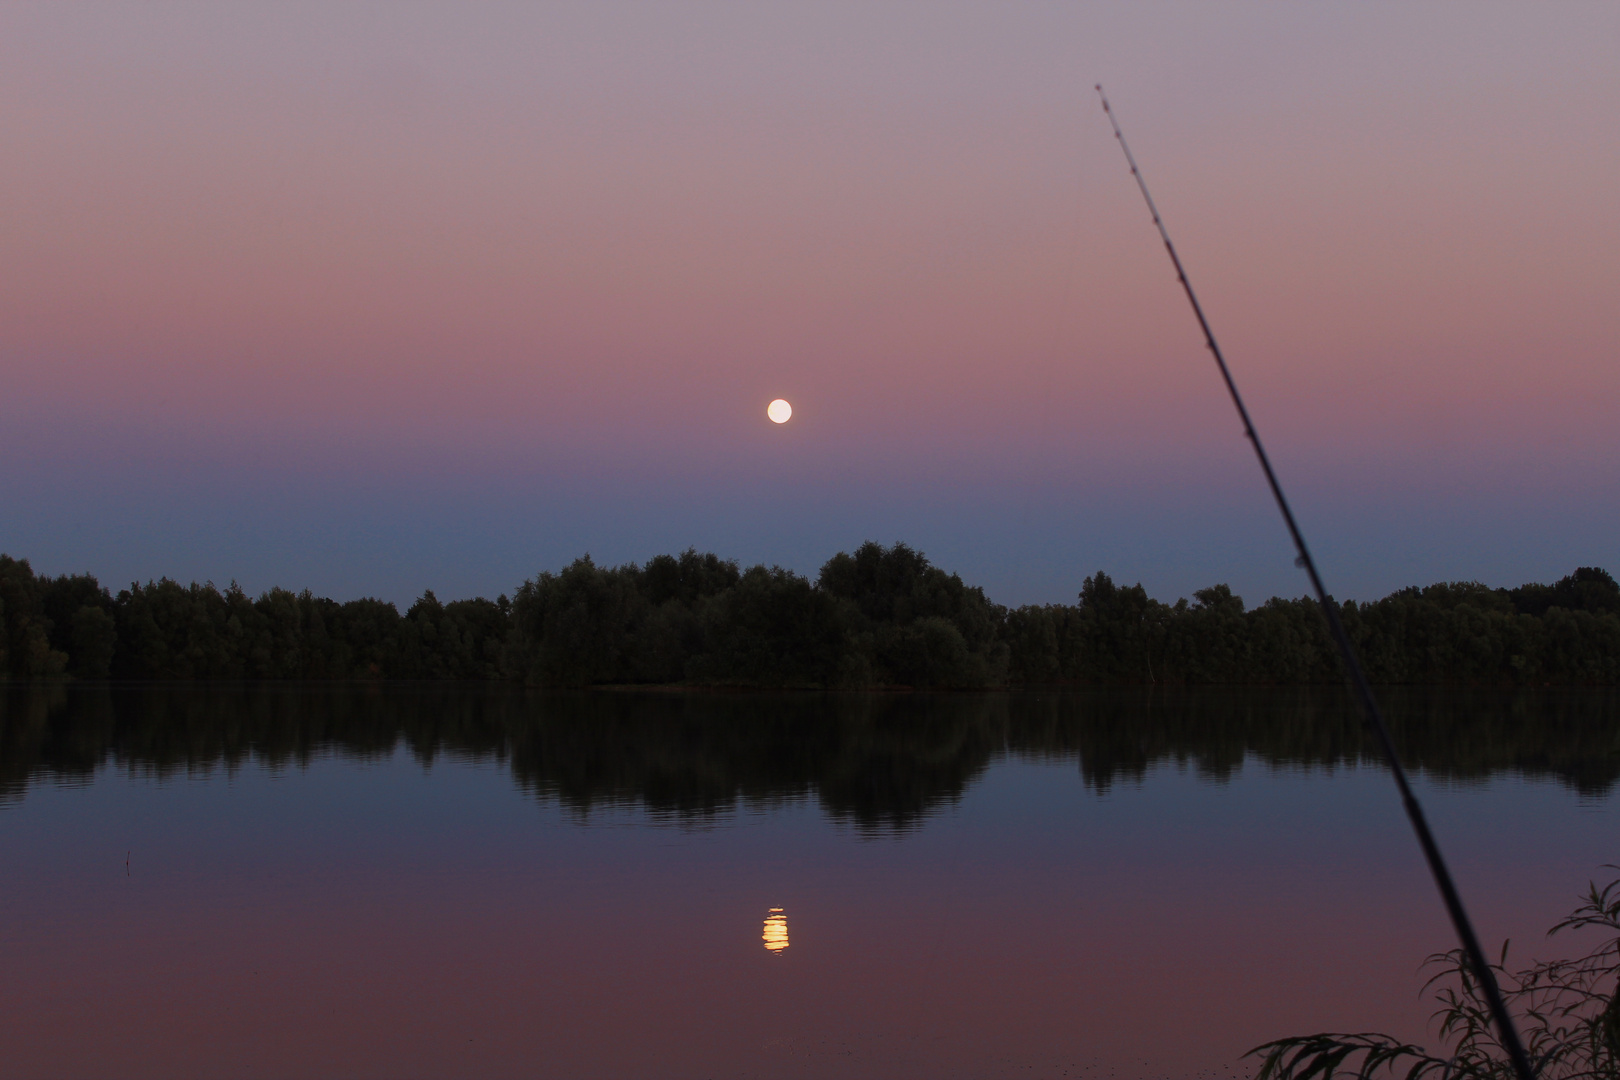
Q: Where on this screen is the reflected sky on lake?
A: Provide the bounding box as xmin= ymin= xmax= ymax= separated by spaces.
xmin=1 ymin=685 xmax=1615 ymax=1078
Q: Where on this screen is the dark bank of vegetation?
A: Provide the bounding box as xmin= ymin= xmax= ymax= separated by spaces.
xmin=4 ymin=684 xmax=1618 ymax=821
xmin=3 ymin=544 xmax=1619 ymax=687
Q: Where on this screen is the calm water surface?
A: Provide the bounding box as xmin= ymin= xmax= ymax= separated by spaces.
xmin=2 ymin=685 xmax=1617 ymax=1079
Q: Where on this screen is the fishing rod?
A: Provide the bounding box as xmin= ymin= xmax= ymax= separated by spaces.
xmin=1094 ymin=86 xmax=1536 ymax=1080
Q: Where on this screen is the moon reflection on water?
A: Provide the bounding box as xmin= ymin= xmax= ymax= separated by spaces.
xmin=762 ymin=908 xmax=789 ymax=954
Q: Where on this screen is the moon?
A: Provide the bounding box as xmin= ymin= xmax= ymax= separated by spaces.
xmin=767 ymin=399 xmax=792 ymax=424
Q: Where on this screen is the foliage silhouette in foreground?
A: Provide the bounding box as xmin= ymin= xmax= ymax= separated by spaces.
xmin=1251 ymin=869 xmax=1620 ymax=1078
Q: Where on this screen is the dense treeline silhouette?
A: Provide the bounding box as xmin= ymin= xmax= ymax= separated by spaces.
xmin=3 ymin=545 xmax=1618 ymax=686
xmin=4 ymin=685 xmax=1617 ymax=823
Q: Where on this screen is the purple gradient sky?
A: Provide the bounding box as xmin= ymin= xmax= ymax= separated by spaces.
xmin=3 ymin=2 xmax=1617 ymax=606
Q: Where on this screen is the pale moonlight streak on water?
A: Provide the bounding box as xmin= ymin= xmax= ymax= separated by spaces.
xmin=763 ymin=908 xmax=789 ymax=953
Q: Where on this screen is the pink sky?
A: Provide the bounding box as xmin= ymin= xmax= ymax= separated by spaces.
xmin=2 ymin=2 xmax=1617 ymax=604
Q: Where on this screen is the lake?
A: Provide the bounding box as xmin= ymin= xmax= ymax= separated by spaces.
xmin=2 ymin=684 xmax=1617 ymax=1079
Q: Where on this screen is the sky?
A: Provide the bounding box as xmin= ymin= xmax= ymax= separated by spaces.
xmin=2 ymin=2 xmax=1617 ymax=608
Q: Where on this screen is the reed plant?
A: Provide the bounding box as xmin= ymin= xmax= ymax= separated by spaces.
xmin=1252 ymin=869 xmax=1620 ymax=1079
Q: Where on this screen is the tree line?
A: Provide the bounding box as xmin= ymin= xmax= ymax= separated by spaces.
xmin=2 ymin=544 xmax=1618 ymax=686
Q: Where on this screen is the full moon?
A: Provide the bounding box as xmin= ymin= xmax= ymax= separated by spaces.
xmin=767 ymin=399 xmax=792 ymax=424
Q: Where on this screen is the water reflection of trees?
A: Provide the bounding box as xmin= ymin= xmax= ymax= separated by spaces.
xmin=3 ymin=686 xmax=1617 ymax=828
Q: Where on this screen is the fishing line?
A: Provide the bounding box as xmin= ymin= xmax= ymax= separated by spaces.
xmin=1094 ymin=85 xmax=1535 ymax=1080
